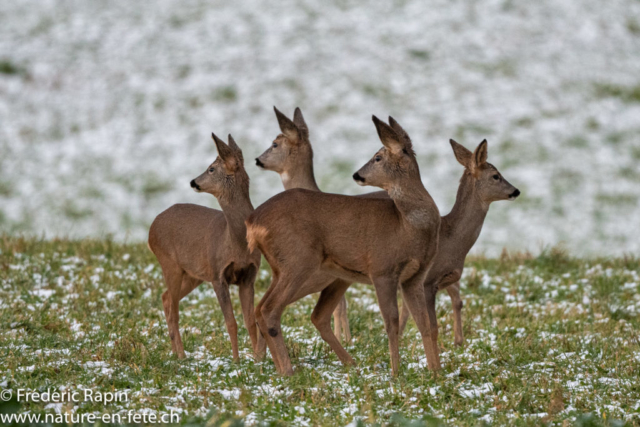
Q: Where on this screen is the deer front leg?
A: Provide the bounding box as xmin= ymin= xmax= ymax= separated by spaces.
xmin=211 ymin=279 xmax=240 ymax=362
xmin=238 ymin=265 xmax=260 ymax=357
xmin=372 ymin=276 xmax=401 ymax=376
xmin=311 ymin=280 xmax=355 ymax=366
xmin=446 ymin=282 xmax=464 ymax=347
xmin=400 ymin=276 xmax=441 ymax=371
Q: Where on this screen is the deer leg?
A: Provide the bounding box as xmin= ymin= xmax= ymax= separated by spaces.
xmin=169 ymin=274 xmax=202 ymax=357
xmin=161 ymin=291 xmax=177 ymax=354
xmin=258 ymin=269 xmax=312 ymax=376
xmin=179 ymin=275 xmax=202 ymax=300
xmin=159 ymin=262 xmax=187 ymax=358
xmin=399 ymin=292 xmax=411 ymax=337
xmin=372 ymin=276 xmax=401 ymax=376
xmin=333 ymin=295 xmax=344 ymax=342
xmin=238 ymin=265 xmax=260 ymax=358
xmin=255 ymin=276 xmax=280 ymax=366
xmin=168 ymin=290 xmax=186 ymax=359
xmin=211 ymin=279 xmax=240 ymax=362
xmin=400 ymin=278 xmax=440 ymax=371
xmin=257 ymin=290 xmax=293 ymax=375
xmin=332 ymin=279 xmax=351 ymax=344
xmin=340 ymin=296 xmax=352 ymax=343
xmin=311 ymin=280 xmax=355 ymax=366
xmin=424 ymin=285 xmax=441 ymax=369
xmin=446 ymin=282 xmax=464 ymax=347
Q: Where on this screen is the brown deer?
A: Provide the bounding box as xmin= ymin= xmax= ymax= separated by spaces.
xmin=399 ymin=139 xmax=520 ymax=348
xmin=255 ymin=106 xmax=390 ymax=343
xmin=256 ymin=109 xmax=521 ymax=349
xmin=148 ymin=133 xmax=261 ymax=361
xmin=246 ymin=116 xmax=441 ymax=376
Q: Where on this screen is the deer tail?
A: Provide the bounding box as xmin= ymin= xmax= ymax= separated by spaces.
xmin=245 ymin=220 xmax=268 ymax=254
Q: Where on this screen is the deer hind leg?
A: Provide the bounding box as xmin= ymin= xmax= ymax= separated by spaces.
xmin=237 ymin=265 xmax=260 ymax=358
xmin=211 ymin=279 xmax=240 ymax=362
xmin=257 ymin=269 xmax=312 ymax=376
xmin=161 ymin=291 xmax=176 ymax=354
xmin=311 ymin=279 xmax=355 ymax=366
xmin=372 ymin=276 xmax=401 ymax=376
xmin=257 ymin=290 xmax=292 ymax=375
xmin=179 ymin=275 xmax=202 ymax=300
xmin=446 ymin=282 xmax=464 ymax=347
xmin=159 ymin=261 xmax=187 ymax=358
xmin=400 ymin=278 xmax=441 ymax=371
xmin=255 ymin=274 xmax=279 ymax=366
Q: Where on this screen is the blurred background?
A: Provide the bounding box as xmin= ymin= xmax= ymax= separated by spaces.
xmin=1 ymin=0 xmax=639 ymax=256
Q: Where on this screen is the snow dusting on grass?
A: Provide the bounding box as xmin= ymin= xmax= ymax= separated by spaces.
xmin=0 ymin=239 xmax=638 ymax=425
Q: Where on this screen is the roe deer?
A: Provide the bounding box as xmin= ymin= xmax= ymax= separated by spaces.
xmin=246 ymin=116 xmax=441 ymax=376
xmin=398 ymin=139 xmax=520 ymax=346
xmin=148 ymin=133 xmax=261 ymax=361
xmin=255 ymin=106 xmax=390 ymax=344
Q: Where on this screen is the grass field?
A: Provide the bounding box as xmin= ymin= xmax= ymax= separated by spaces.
xmin=1 ymin=237 xmax=639 ymax=426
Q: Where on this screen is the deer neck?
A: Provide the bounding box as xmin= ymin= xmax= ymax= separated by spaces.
xmin=218 ymin=194 xmax=255 ymax=248
xmin=280 ymin=159 xmax=320 ymax=191
xmin=443 ymin=171 xmax=489 ymax=252
xmin=388 ymin=177 xmax=439 ymax=230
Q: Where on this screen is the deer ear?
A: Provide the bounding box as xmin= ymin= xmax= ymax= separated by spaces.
xmin=474 ymin=139 xmax=488 ymax=167
xmin=274 ymin=106 xmax=301 ymax=143
xmin=372 ymin=116 xmax=403 ymax=154
xmin=449 ymin=139 xmax=473 ymax=168
xmin=388 ymin=116 xmax=413 ymax=152
xmin=212 ymin=132 xmax=236 ymax=167
xmin=293 ymin=107 xmax=309 ymax=140
xmin=227 ymin=134 xmax=244 ymax=163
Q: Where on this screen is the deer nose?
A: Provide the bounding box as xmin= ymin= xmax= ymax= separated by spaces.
xmin=353 ymin=172 xmax=365 ymax=183
xmin=190 ymin=179 xmax=201 ymax=191
xmin=255 ymin=158 xmax=265 ymax=168
xmin=509 ymin=189 xmax=520 ymax=199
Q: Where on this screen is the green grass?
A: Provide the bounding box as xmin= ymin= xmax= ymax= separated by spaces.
xmin=0 ymin=238 xmax=639 ymax=426
xmin=594 ymin=83 xmax=640 ymax=104
xmin=0 ymin=59 xmax=27 ymax=76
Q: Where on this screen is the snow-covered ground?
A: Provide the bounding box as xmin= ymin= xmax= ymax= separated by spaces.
xmin=1 ymin=0 xmax=640 ymax=255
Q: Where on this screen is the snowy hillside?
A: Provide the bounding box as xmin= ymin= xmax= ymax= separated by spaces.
xmin=1 ymin=0 xmax=640 ymax=255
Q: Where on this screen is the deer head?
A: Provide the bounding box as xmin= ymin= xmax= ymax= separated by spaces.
xmin=255 ymin=107 xmax=312 ymax=174
xmin=450 ymin=139 xmax=520 ymax=203
xmin=353 ymin=116 xmax=421 ymax=192
xmin=190 ymin=133 xmax=249 ymax=201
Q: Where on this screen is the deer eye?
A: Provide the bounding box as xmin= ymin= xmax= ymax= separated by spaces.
xmin=272 ymin=142 xmax=278 ymax=148
xmin=493 ymin=174 xmax=499 ymax=180
xmin=209 ymin=167 xmax=215 ymax=173
xmin=375 ymin=156 xmax=382 ymax=162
